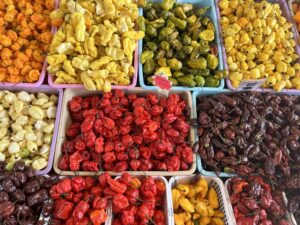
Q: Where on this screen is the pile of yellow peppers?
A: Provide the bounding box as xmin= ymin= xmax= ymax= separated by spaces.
xmin=172 ymin=177 xmax=225 ymax=225
xmin=47 ymin=0 xmax=144 ymax=91
xmin=219 ymin=0 xmax=300 ymax=91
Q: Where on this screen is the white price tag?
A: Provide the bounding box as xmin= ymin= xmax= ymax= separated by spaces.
xmin=237 ymin=78 xmax=266 ymax=91
xmin=152 ymin=74 xmax=172 ymax=98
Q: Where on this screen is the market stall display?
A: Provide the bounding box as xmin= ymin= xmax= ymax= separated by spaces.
xmin=0 ymin=86 xmax=63 ymax=174
xmin=218 ymin=0 xmax=300 ymax=91
xmin=139 ymin=0 xmax=226 ymax=90
xmin=47 ymin=0 xmax=143 ymax=91
xmin=0 ymin=0 xmax=54 ymax=87
xmin=54 ymin=88 xmax=196 ymax=176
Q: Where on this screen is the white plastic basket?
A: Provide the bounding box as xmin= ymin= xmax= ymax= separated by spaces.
xmin=283 ymin=192 xmax=298 ymax=225
xmin=105 ymin=176 xmax=171 ymax=225
xmin=169 ymin=175 xmax=236 ymax=225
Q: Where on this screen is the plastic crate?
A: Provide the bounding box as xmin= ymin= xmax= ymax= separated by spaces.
xmin=169 ymin=175 xmax=236 ymax=225
xmin=192 ymin=89 xmax=236 ymax=177
xmin=0 ymin=85 xmax=63 ymax=175
xmin=47 ymin=1 xmax=138 ymax=90
xmin=106 ymin=176 xmax=171 ymax=225
xmin=138 ymin=0 xmax=225 ymax=91
xmin=215 ymin=0 xmax=300 ymax=93
xmin=53 ymin=87 xmax=196 ymax=176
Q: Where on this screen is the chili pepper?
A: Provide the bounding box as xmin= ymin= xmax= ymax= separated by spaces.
xmin=58 ymin=155 xmax=69 ymax=170
xmin=107 ymin=176 xmax=127 ymax=194
xmin=91 ymin=186 xmax=103 ymax=196
xmin=243 ymin=199 xmax=259 ymax=210
xmin=113 ymin=194 xmax=129 ymax=210
xmin=83 ymin=130 xmax=96 ymax=148
xmin=119 ymin=172 xmax=132 ymax=186
xmin=260 ymin=192 xmax=273 ymax=209
xmin=50 ymin=179 xmax=72 ymax=200
xmin=137 ymin=204 xmax=150 ymax=220
xmin=73 ymin=192 xmax=83 ymax=203
xmin=73 ymin=200 xmax=89 ymax=219
xmin=125 ymin=189 xmax=139 ymax=204
xmin=90 ymin=209 xmax=107 ymax=225
xmin=71 ymin=176 xmax=86 ymax=193
xmin=232 ymin=181 xmax=248 ymax=194
xmin=69 ymin=152 xmax=83 ymax=171
xmin=154 ymin=210 xmax=165 ymax=223
xmin=121 ymin=210 xmax=134 ymax=225
xmin=141 ymin=177 xmax=157 ymax=198
xmin=82 ymin=161 xmax=98 ymax=172
xmin=76 ymin=217 xmax=89 ymax=225
xmin=81 ymin=116 xmax=95 ymax=133
xmin=54 ymin=199 xmax=74 ymax=220
xmin=85 ymin=177 xmax=95 ymax=189
xmin=93 ymin=196 xmax=108 ymax=210
xmin=166 ymin=156 xmax=180 ymax=171
xmin=104 ymin=187 xmax=117 ymax=197
xmin=129 ymin=177 xmax=141 ymax=189
xmin=95 ymin=137 xmax=104 ymax=153
xmin=237 ymin=216 xmax=257 ymax=225
xmin=102 ymin=152 xmax=116 ymax=163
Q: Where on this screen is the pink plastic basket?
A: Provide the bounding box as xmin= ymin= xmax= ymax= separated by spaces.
xmin=215 ymin=0 xmax=300 ymax=93
xmin=0 ymin=85 xmax=63 ymax=175
xmin=47 ymin=0 xmax=138 ymax=90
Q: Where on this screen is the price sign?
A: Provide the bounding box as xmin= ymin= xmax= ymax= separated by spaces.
xmin=237 ymin=78 xmax=266 ymax=91
xmin=152 ymin=74 xmax=172 ymax=97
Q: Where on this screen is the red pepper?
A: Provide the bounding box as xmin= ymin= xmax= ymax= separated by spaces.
xmin=102 ymin=152 xmax=116 ymax=163
xmin=104 ymin=187 xmax=117 ymax=197
xmin=75 ymin=217 xmax=89 ymax=225
xmin=154 ymin=210 xmax=165 ymax=223
xmin=95 ymin=136 xmax=104 ymax=153
xmin=260 ymin=192 xmax=273 ymax=209
xmin=90 ymin=186 xmax=103 ymax=196
xmin=81 ymin=151 xmax=91 ymax=161
xmin=125 ymin=189 xmax=139 ymax=203
xmin=137 ymin=204 xmax=150 ymax=220
xmin=130 ymin=160 xmax=140 ymax=171
xmin=73 ymin=200 xmax=89 ymax=219
xmin=259 ymin=220 xmax=273 ymax=225
xmin=166 ymin=156 xmax=180 ymax=171
xmin=65 ymin=191 xmax=74 ymax=201
xmin=243 ymin=199 xmax=259 ymax=210
xmin=155 ymin=180 xmax=165 ymax=197
xmin=90 ymin=210 xmax=107 ymax=225
xmin=73 ymin=193 xmax=83 ymax=203
xmin=237 ymin=217 xmax=256 ymax=225
xmin=232 ymin=180 xmax=248 ymax=194
xmin=259 ymin=209 xmax=267 ymax=220
xmin=69 ymin=152 xmax=83 ymax=171
xmin=113 ymin=161 xmax=128 ymax=172
xmin=140 ymin=177 xmax=157 ymax=198
xmin=71 ymin=176 xmax=86 ymax=193
xmin=85 ymin=177 xmax=95 ymax=189
xmin=82 ymin=109 xmax=98 ymax=117
xmin=65 ymin=217 xmax=75 ymax=225
xmin=98 ymin=172 xmax=109 ymax=188
xmin=107 ymin=176 xmax=127 ymax=194
xmin=119 ymin=172 xmax=132 ymax=186
xmin=121 ymin=210 xmax=134 ymax=225
xmin=82 ymin=161 xmax=98 ymax=172
xmin=83 ymin=130 xmax=96 ymax=148
xmin=54 ymin=199 xmax=74 ymax=220
xmin=50 ymin=179 xmax=72 ymax=199
xmin=58 ymin=155 xmax=69 ymax=171
xmin=93 ymin=196 xmax=108 ymax=210
xmin=113 ymin=194 xmax=129 ymax=210
xmin=81 ymin=115 xmax=95 ymax=133
xmin=74 ymin=139 xmax=85 ymax=151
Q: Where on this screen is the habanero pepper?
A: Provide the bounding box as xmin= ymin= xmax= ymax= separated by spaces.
xmin=73 ymin=192 xmax=83 ymax=203
xmin=140 ymin=177 xmax=157 ymax=198
xmin=54 ymin=199 xmax=74 ymax=220
xmin=69 ymin=152 xmax=83 ymax=171
xmin=50 ymin=179 xmax=72 ymax=200
xmin=107 ymin=176 xmax=127 ymax=194
xmin=81 ymin=115 xmax=96 ymax=133
xmin=83 ymin=130 xmax=96 ymax=148
xmin=95 ymin=136 xmax=104 ymax=153
xmin=85 ymin=177 xmax=95 ymax=189
xmin=119 ymin=172 xmax=132 ymax=186
xmin=125 ymin=189 xmax=139 ymax=203
xmin=93 ymin=196 xmax=108 ymax=210
xmin=90 ymin=186 xmax=103 ymax=196
xmin=71 ymin=176 xmax=86 ymax=193
xmin=90 ymin=209 xmax=107 ymax=225
xmin=121 ymin=210 xmax=134 ymax=225
xmin=73 ymin=200 xmax=89 ymax=219
xmin=137 ymin=204 xmax=150 ymax=221
xmin=58 ymin=155 xmax=69 ymax=171
xmin=75 ymin=217 xmax=89 ymax=225
xmin=82 ymin=161 xmax=98 ymax=172
xmin=113 ymin=194 xmax=129 ymax=210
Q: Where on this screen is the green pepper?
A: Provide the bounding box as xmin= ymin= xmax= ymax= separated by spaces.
xmin=207 ymin=54 xmax=219 ymax=70
xmin=181 ymin=4 xmax=193 ymax=12
xmin=175 ymin=50 xmax=186 ymax=60
xmin=190 ymin=46 xmax=200 ymax=59
xmin=149 ymin=18 xmax=165 ymax=28
xmin=168 ymin=58 xmax=182 ymax=71
xmin=169 ymin=77 xmax=178 ymax=85
xmin=188 ymin=58 xmax=207 ymax=69
xmin=159 ymin=27 xmax=173 ymax=41
xmin=161 ymin=10 xmax=172 ymax=20
xmin=160 ymin=41 xmax=170 ymax=51
xmin=141 ymin=51 xmax=154 ymax=64
xmin=146 ymin=8 xmax=158 ymax=20
xmin=155 ymin=48 xmax=166 ymax=60
xmin=182 ymin=35 xmax=191 ymax=45
xmin=201 ymin=17 xmax=211 ymax=26
xmin=161 ymin=0 xmax=175 ymax=11
xmin=144 ymin=58 xmax=155 ymax=74
xmin=195 ymin=75 xmax=205 ymax=87
xmin=192 ymin=29 xmax=201 ymax=41
xmin=137 ymin=0 xmax=147 ymax=7
xmin=174 ymin=7 xmax=186 ymax=19
xmin=166 ymin=20 xmax=175 ymax=29
xmin=199 ymin=30 xmax=215 ymax=41
xmin=146 ymin=42 xmax=158 ymax=51
xmin=166 ymin=31 xmax=179 ymax=42
xmin=147 ymin=76 xmax=154 ymax=84
xmin=199 ymin=45 xmax=210 ymax=54
xmin=166 ymin=49 xmax=174 ymax=58
xmin=214 ymin=70 xmax=228 ymax=79
xmin=205 ymin=77 xmax=220 ymax=87
xmin=183 ymin=46 xmax=193 ymax=55
xmin=169 ymin=39 xmax=183 ymax=51
xmin=170 ymin=15 xmax=187 ymax=30
xmin=173 ymin=71 xmax=185 ymax=78
xmin=146 ymin=25 xmax=158 ymax=37
xmin=207 ymin=21 xmax=215 ymax=32
xmin=224 ymin=167 xmax=235 ymax=173
xmin=178 ymin=76 xmax=196 ymax=87
xmin=158 ymin=58 xmax=167 ymax=67
xmin=197 ymin=69 xmax=210 ymax=77
xmin=20 ymin=149 xmax=30 ymax=158
xmin=187 ymin=15 xmax=197 ymax=24
xmin=137 ymin=16 xmax=146 ymax=32
xmin=196 ymin=6 xmax=210 ymax=17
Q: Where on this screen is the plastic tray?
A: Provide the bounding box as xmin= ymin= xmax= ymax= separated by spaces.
xmin=138 ymin=0 xmax=225 ymax=91
xmin=106 ymin=176 xmax=171 ymax=225
xmin=283 ymin=192 xmax=298 ymax=225
xmin=169 ymin=175 xmax=235 ymax=225
xmin=288 ymin=0 xmax=300 ymax=45
xmin=53 ymin=87 xmax=196 ymax=176
xmin=47 ymin=0 xmax=138 ymax=90
xmin=0 ymin=85 xmax=63 ymax=175
xmin=215 ymin=0 xmax=300 ymax=93
xmin=192 ymin=89 xmax=236 ymax=177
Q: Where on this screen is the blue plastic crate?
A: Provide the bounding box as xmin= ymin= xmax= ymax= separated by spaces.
xmin=138 ymin=0 xmax=225 ymax=91
xmin=192 ymin=89 xmax=236 ymax=177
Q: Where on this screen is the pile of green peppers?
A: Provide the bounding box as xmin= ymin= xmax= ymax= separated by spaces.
xmin=139 ymin=0 xmax=226 ymax=88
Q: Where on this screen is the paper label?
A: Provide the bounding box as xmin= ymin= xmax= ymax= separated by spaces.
xmin=238 ymin=78 xmax=266 ymax=91
xmin=152 ymin=74 xmax=172 ymax=98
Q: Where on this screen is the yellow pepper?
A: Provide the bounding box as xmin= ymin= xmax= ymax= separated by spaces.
xmin=179 ymin=198 xmax=194 ymax=213
xmin=208 ymin=188 xmax=219 ymax=209
xmin=172 ymin=189 xmax=181 ymax=210
xmin=177 ymin=184 xmax=190 ymax=196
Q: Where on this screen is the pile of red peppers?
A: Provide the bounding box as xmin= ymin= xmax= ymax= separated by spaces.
xmin=47 ymin=172 xmax=165 ymax=225
xmin=59 ymin=90 xmax=193 ymax=172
